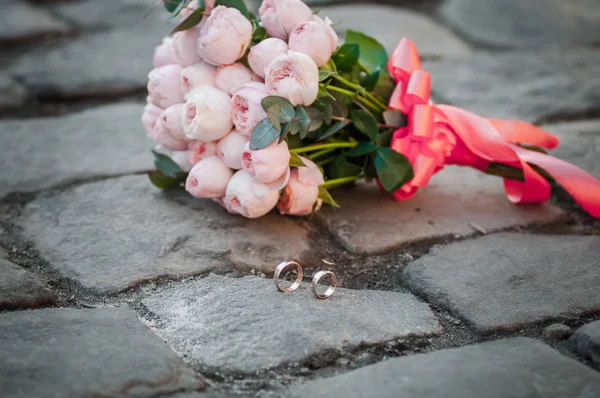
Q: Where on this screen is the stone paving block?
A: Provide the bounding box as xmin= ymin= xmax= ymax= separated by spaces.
xmin=424 ymin=47 xmax=600 ymax=122
xmin=403 ymin=233 xmax=600 ymax=333
xmin=18 ymin=175 xmax=317 ymax=294
xmin=0 ymin=308 xmax=204 ymax=398
xmin=143 ymin=274 xmax=441 ymax=373
xmin=543 ymin=120 xmax=600 ymax=179
xmin=0 ymin=76 xmax=29 ymax=111
xmin=0 ymin=1 xmax=72 ymax=44
xmin=289 ymin=338 xmax=600 ymax=398
xmin=322 ymin=4 xmax=471 ymax=56
xmin=572 ymin=321 xmax=600 ymax=366
xmin=440 ymin=0 xmax=600 ymax=49
xmin=317 ymin=166 xmax=565 ymax=254
xmin=0 ymin=103 xmax=151 ymax=197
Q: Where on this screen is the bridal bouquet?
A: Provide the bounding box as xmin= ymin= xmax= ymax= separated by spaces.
xmin=142 ymin=0 xmax=600 ymax=219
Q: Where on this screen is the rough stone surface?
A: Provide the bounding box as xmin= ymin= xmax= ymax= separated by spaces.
xmin=323 ymin=4 xmax=471 ymax=56
xmin=440 ymin=0 xmax=600 ymax=49
xmin=0 ymin=103 xmax=152 ymax=197
xmin=317 ymin=166 xmax=565 ymax=254
xmin=0 ymin=76 xmax=28 ymax=111
xmin=544 ymin=120 xmax=600 ymax=179
xmin=290 ymin=338 xmax=600 ymax=398
xmin=403 ymin=233 xmax=600 ymax=333
xmin=572 ymin=321 xmax=600 ymax=365
xmin=19 ymin=176 xmax=316 ymax=294
xmin=0 ymin=1 xmax=71 ymax=44
xmin=542 ymin=323 xmax=572 ymax=341
xmin=143 ymin=274 xmax=441 ymax=373
xmin=424 ymin=48 xmax=600 ymax=122
xmin=0 ymin=308 xmax=204 ymax=398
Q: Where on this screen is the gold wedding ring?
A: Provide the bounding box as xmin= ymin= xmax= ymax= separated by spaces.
xmin=312 ymin=270 xmax=337 ymax=299
xmin=274 ymin=261 xmax=303 ymax=292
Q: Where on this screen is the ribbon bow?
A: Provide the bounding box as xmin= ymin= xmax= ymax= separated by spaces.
xmin=386 ymin=38 xmax=600 ymax=218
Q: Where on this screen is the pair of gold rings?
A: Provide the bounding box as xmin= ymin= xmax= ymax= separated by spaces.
xmin=274 ymin=261 xmax=337 ymax=299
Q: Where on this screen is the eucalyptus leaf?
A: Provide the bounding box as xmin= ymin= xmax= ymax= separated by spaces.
xmin=332 ymin=43 xmax=360 ymax=72
xmin=295 ymin=106 xmax=311 ymax=137
xmin=344 ymin=29 xmax=388 ymax=74
xmin=318 ymin=186 xmax=340 ymax=208
xmin=374 ymin=148 xmax=414 ymax=192
xmin=250 ymin=118 xmax=280 ymax=150
xmin=215 ymin=0 xmax=249 ymax=17
xmin=170 ymin=6 xmax=204 ymax=34
xmin=351 ymin=110 xmax=378 ymax=140
xmin=262 ymin=96 xmax=295 ymax=123
xmin=290 ymin=152 xmax=307 ymax=167
xmin=304 ymin=106 xmax=325 ymax=133
xmin=148 ymin=171 xmax=183 ymax=189
xmin=152 ymin=150 xmax=182 ymax=177
xmin=345 ymin=142 xmax=379 ymax=157
xmin=279 ymin=121 xmax=294 ymax=143
xmin=266 ymin=102 xmax=282 ymax=131
xmin=318 ymin=120 xmax=350 ymax=141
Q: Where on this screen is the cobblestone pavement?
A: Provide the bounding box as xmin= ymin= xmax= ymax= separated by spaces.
xmin=1 ymin=0 xmax=600 ymax=397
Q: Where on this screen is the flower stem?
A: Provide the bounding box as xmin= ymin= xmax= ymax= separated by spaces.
xmin=332 ymin=75 xmax=388 ymax=111
xmin=331 ymin=116 xmax=401 ymax=130
xmin=316 ymin=156 xmax=337 ymax=167
xmin=324 ymin=85 xmax=382 ymax=113
xmin=291 ymin=142 xmax=358 ymax=154
xmin=308 ymin=148 xmax=337 ymax=160
xmin=321 ymin=176 xmax=361 ymax=189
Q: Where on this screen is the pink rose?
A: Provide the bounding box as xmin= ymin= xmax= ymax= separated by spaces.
xmin=248 ymin=38 xmax=288 ymax=78
xmin=197 ymin=6 xmax=252 ymax=66
xmin=241 ymin=140 xmax=290 ymax=185
xmin=215 ymin=63 xmax=261 ymax=96
xmin=147 ymin=64 xmax=185 ymax=108
xmin=181 ymin=62 xmax=217 ymax=95
xmin=265 ymin=51 xmax=319 ymax=106
xmin=183 ymin=85 xmax=233 ymax=141
xmin=151 ymin=121 xmax=189 ymax=151
xmin=153 ymin=37 xmax=175 ymax=67
xmin=277 ymin=157 xmax=324 ymax=215
xmin=288 ymin=15 xmax=338 ymax=67
xmin=141 ymin=97 xmax=163 ymax=136
xmin=218 ymin=129 xmax=249 ymax=170
xmin=170 ymin=27 xmax=203 ymax=66
xmin=157 ymin=104 xmax=186 ymax=140
xmin=171 ymin=150 xmax=193 ymax=172
xmin=187 ymin=140 xmax=218 ymax=165
xmin=230 ymin=82 xmax=269 ymax=136
xmin=259 ymin=0 xmax=313 ymax=40
xmin=186 ymin=156 xmax=233 ymax=199
xmin=225 ymin=170 xmax=280 ymax=218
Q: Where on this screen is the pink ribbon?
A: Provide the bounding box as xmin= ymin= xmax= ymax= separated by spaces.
xmin=386 ymin=38 xmax=600 ymax=218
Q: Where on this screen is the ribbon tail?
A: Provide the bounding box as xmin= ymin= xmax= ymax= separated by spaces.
xmin=488 ymin=119 xmax=560 ymax=150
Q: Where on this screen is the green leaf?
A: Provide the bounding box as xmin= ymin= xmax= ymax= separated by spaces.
xmin=266 ymin=102 xmax=282 ymax=131
xmin=170 ymin=6 xmax=205 ymax=34
xmin=374 ymin=148 xmax=414 ymax=192
xmin=319 ymin=70 xmax=336 ymax=82
xmin=215 ymin=0 xmax=249 ymax=17
xmin=372 ymin=69 xmax=395 ymax=101
xmin=375 ymin=129 xmax=394 ymax=148
xmin=363 ymin=68 xmax=380 ymax=92
xmin=321 ymin=58 xmax=337 ymax=73
xmin=148 ymin=171 xmax=183 ymax=189
xmin=164 ymin=0 xmax=183 ymax=13
xmin=344 ymin=29 xmax=388 ymax=74
xmin=278 ymin=121 xmax=295 ymax=143
xmin=318 ymin=120 xmax=350 ymax=141
xmin=262 ymin=96 xmax=295 ymax=124
xmin=152 ymin=150 xmax=182 ymax=177
xmin=327 ymin=156 xmax=362 ymax=179
xmin=290 ymin=152 xmax=307 ymax=168
xmin=304 ymin=106 xmax=325 ymax=132
xmin=252 ymin=26 xmax=267 ymax=44
xmin=318 ymin=186 xmax=340 ymax=208
xmin=332 ymin=43 xmax=360 ymax=72
xmin=294 ymin=106 xmax=311 ymax=138
xmin=165 ymin=0 xmax=191 ymax=23
xmin=345 ymin=142 xmax=379 ymax=157
xmin=351 ymin=110 xmax=378 ymax=140
xmin=250 ymin=118 xmax=280 ymax=150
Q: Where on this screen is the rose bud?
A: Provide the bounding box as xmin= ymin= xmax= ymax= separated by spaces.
xmin=218 ymin=129 xmax=249 ymax=170
xmin=248 ymin=38 xmax=288 ymax=78
xmin=147 ymin=64 xmax=185 ymax=108
xmin=225 ymin=170 xmax=280 ymax=218
xmin=259 ymin=0 xmax=313 ymax=40
xmin=241 ymin=140 xmax=290 ymax=184
xmin=265 ymin=51 xmax=319 ymax=106
xmin=288 ymin=15 xmax=339 ymax=67
xmin=170 ymin=27 xmax=203 ymax=66
xmin=197 ymin=6 xmax=253 ymax=66
xmin=157 ymin=103 xmax=186 ymax=140
xmin=187 ymin=139 xmax=218 ymax=165
xmin=151 ymin=121 xmax=189 ymax=151
xmin=181 ymin=62 xmax=218 ymax=95
xmin=215 ymin=63 xmax=260 ymax=96
xmin=278 ymin=157 xmax=325 ymax=216
xmin=183 ymin=85 xmax=233 ymax=142
xmin=141 ymin=97 xmax=164 ymax=136
xmin=153 ymin=37 xmax=175 ymax=67
xmin=171 ymin=150 xmax=193 ymax=172
xmin=186 ymin=156 xmax=234 ymax=199
xmin=230 ymin=82 xmax=269 ymax=136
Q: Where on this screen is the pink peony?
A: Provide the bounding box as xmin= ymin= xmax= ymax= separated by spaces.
xmin=248 ymin=38 xmax=288 ymax=78
xmin=181 ymin=62 xmax=218 ymax=95
xmin=277 ymin=157 xmax=324 ymax=215
xmin=151 ymin=121 xmax=189 ymax=151
xmin=171 ymin=150 xmax=193 ymax=172
xmin=259 ymin=0 xmax=313 ymax=40
xmin=288 ymin=15 xmax=338 ymax=67
xmin=141 ymin=97 xmax=164 ymax=136
xmin=215 ymin=63 xmax=261 ymax=96
xmin=183 ymin=85 xmax=233 ymax=142
xmin=186 ymin=156 xmax=233 ymax=199
xmin=230 ymin=82 xmax=269 ymax=136
xmin=153 ymin=37 xmax=176 ymax=67
xmin=147 ymin=64 xmax=185 ymax=108
xmin=265 ymin=51 xmax=319 ymax=106
xmin=241 ymin=140 xmax=290 ymax=184
xmin=224 ymin=170 xmax=280 ymax=218
xmin=187 ymin=139 xmax=218 ymax=165
xmin=170 ymin=27 xmax=203 ymax=66
xmin=197 ymin=6 xmax=253 ymax=66
xmin=157 ymin=104 xmax=186 ymax=140
xmin=218 ymin=130 xmax=249 ymax=170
